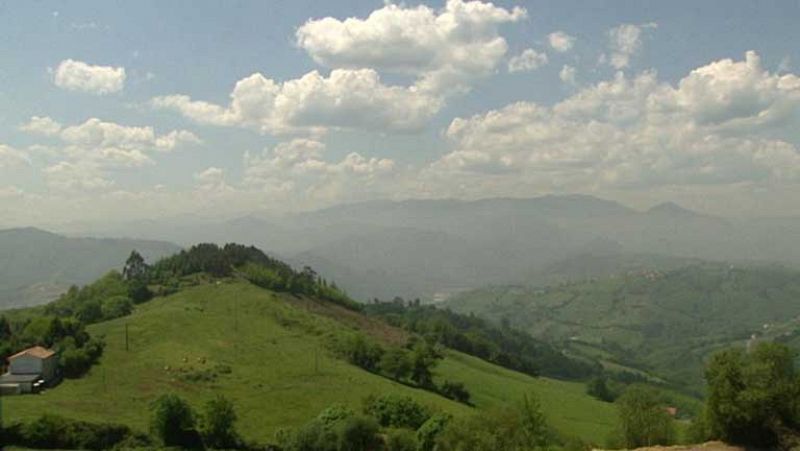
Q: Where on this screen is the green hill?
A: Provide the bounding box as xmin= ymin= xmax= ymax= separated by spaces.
xmin=2 ymin=280 xmax=617 ymax=444
xmin=445 ymin=263 xmax=800 ymax=392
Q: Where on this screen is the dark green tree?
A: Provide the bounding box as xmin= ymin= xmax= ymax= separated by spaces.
xmin=201 ymin=395 xmax=240 ymax=449
xmin=615 ymin=385 xmax=675 ymax=448
xmin=417 ymin=413 xmax=452 ymax=451
xmin=439 ymin=380 xmax=471 ymax=404
xmin=704 ymin=342 xmax=800 ymax=446
xmin=380 ymin=347 xmax=412 ymax=381
xmin=122 ymin=251 xmax=148 ymax=281
xmin=149 ymin=394 xmax=200 ymax=448
xmin=410 ymin=342 xmax=440 ymax=388
xmin=335 ymin=415 xmax=380 ymax=451
xmin=587 ymin=376 xmax=615 ymax=402
xmin=435 ymin=395 xmax=552 ymax=451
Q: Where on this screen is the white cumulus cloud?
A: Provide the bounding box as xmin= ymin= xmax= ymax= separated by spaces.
xmin=295 ymin=0 xmax=526 ymax=95
xmin=547 ymin=31 xmax=575 ymax=52
xmin=0 ymin=144 xmax=30 ymax=168
xmin=243 ymin=139 xmax=396 ymax=204
xmin=20 ymin=116 xmax=63 ymax=136
xmin=21 ymin=117 xmax=201 ymax=191
xmin=430 ymin=51 xmax=800 ymax=196
xmin=559 ymin=65 xmax=577 ymax=85
xmin=605 ymin=23 xmax=657 ymax=69
xmin=53 ymin=59 xmax=126 ymax=95
xmin=508 ymin=48 xmax=548 ymax=73
xmin=152 ymin=69 xmax=442 ymax=134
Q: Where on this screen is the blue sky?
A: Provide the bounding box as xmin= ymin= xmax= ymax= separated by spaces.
xmin=1 ymin=0 xmax=799 ymax=226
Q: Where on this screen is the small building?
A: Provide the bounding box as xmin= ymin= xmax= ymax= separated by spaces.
xmin=0 ymin=346 xmax=58 ymax=394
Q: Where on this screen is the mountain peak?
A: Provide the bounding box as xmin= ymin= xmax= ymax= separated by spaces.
xmin=646 ymin=202 xmax=701 ymax=217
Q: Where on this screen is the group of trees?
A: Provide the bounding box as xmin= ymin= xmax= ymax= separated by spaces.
xmin=149 ymin=394 xmax=243 ymax=449
xmin=0 ymin=314 xmax=104 ymax=378
xmin=609 ymin=341 xmax=800 ymax=449
xmin=693 ymin=342 xmax=800 ymax=447
xmin=611 ymin=386 xmax=676 ymax=448
xmin=334 ymin=333 xmax=471 ymax=404
xmin=148 ymin=243 xmax=358 ymax=309
xmin=364 ymin=299 xmax=599 ymax=381
xmin=0 ymin=415 xmax=143 ymax=450
xmin=278 ymin=393 xmax=554 ymax=451
xmin=1 ymin=394 xmax=244 ymax=450
xmin=0 ymin=256 xmax=153 ymax=378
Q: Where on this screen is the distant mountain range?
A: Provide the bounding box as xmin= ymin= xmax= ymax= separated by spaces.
xmin=0 ymin=228 xmax=180 ymax=309
xmin=43 ymin=195 xmax=800 ymax=301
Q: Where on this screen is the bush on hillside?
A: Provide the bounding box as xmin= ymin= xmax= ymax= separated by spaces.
xmin=586 ymin=376 xmax=616 ymax=402
xmin=5 ymin=415 xmax=142 ymax=450
xmin=335 ymin=415 xmax=380 ymax=451
xmin=416 ymin=413 xmax=452 ymax=451
xmin=279 ymin=404 xmax=379 ymax=451
xmin=150 ymin=394 xmax=201 ymax=448
xmin=439 ymin=380 xmax=471 ymax=404
xmin=613 ymin=385 xmax=675 ymax=448
xmin=363 ymin=394 xmax=431 ymax=429
xmin=379 ymin=347 xmax=412 ymax=381
xmin=385 ymin=428 xmax=418 ymax=451
xmin=201 ymin=395 xmax=242 ymax=449
xmin=334 ymin=333 xmax=385 ymax=372
xmin=435 ymin=394 xmax=552 ymax=451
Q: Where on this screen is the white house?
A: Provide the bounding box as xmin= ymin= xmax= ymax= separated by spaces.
xmin=0 ymin=346 xmax=58 ymax=394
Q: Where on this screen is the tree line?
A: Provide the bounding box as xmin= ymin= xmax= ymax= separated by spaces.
xmin=1 ymin=391 xmax=557 ymax=451
xmin=364 ymin=299 xmax=599 ymax=381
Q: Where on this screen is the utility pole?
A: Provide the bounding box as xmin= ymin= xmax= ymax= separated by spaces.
xmin=125 ymin=323 xmax=129 ymax=352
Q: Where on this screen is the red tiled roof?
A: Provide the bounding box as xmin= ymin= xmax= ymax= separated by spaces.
xmin=8 ymin=346 xmax=56 ymax=360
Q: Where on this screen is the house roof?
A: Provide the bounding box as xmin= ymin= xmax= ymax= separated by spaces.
xmin=8 ymin=346 xmax=56 ymax=360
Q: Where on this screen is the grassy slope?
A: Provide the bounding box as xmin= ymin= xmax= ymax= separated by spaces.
xmin=3 ymin=281 xmax=617 ymax=443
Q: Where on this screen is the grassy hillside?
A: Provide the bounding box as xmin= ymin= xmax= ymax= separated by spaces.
xmin=0 ymin=228 xmax=180 ymax=309
xmin=3 ymin=281 xmax=618 ymax=444
xmin=446 ymin=263 xmax=800 ymax=391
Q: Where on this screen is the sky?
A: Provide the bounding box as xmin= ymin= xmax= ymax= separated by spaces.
xmin=1 ymin=0 xmax=799 ymax=227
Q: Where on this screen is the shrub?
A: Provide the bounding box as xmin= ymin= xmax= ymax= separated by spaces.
xmin=280 ymin=406 xmax=374 ymax=451
xmin=363 ymin=393 xmax=431 ymax=429
xmin=385 ymin=428 xmax=418 ymax=451
xmin=101 ymin=295 xmax=134 ymax=320
xmin=379 ymin=347 xmax=412 ymax=381
xmin=201 ymin=395 xmax=241 ymax=449
xmin=436 ymin=394 xmax=552 ymax=451
xmin=150 ymin=394 xmax=201 ymax=448
xmin=14 ymin=415 xmax=136 ymax=450
xmin=335 ymin=334 xmax=384 ymax=372
xmin=416 ymin=413 xmax=452 ymax=451
xmin=614 ymin=385 xmax=675 ymax=448
xmin=586 ymin=376 xmax=615 ymax=402
xmin=316 ymin=404 xmax=356 ymax=427
xmin=335 ymin=416 xmax=380 ymax=451
xmin=439 ymin=380 xmax=471 ymax=404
